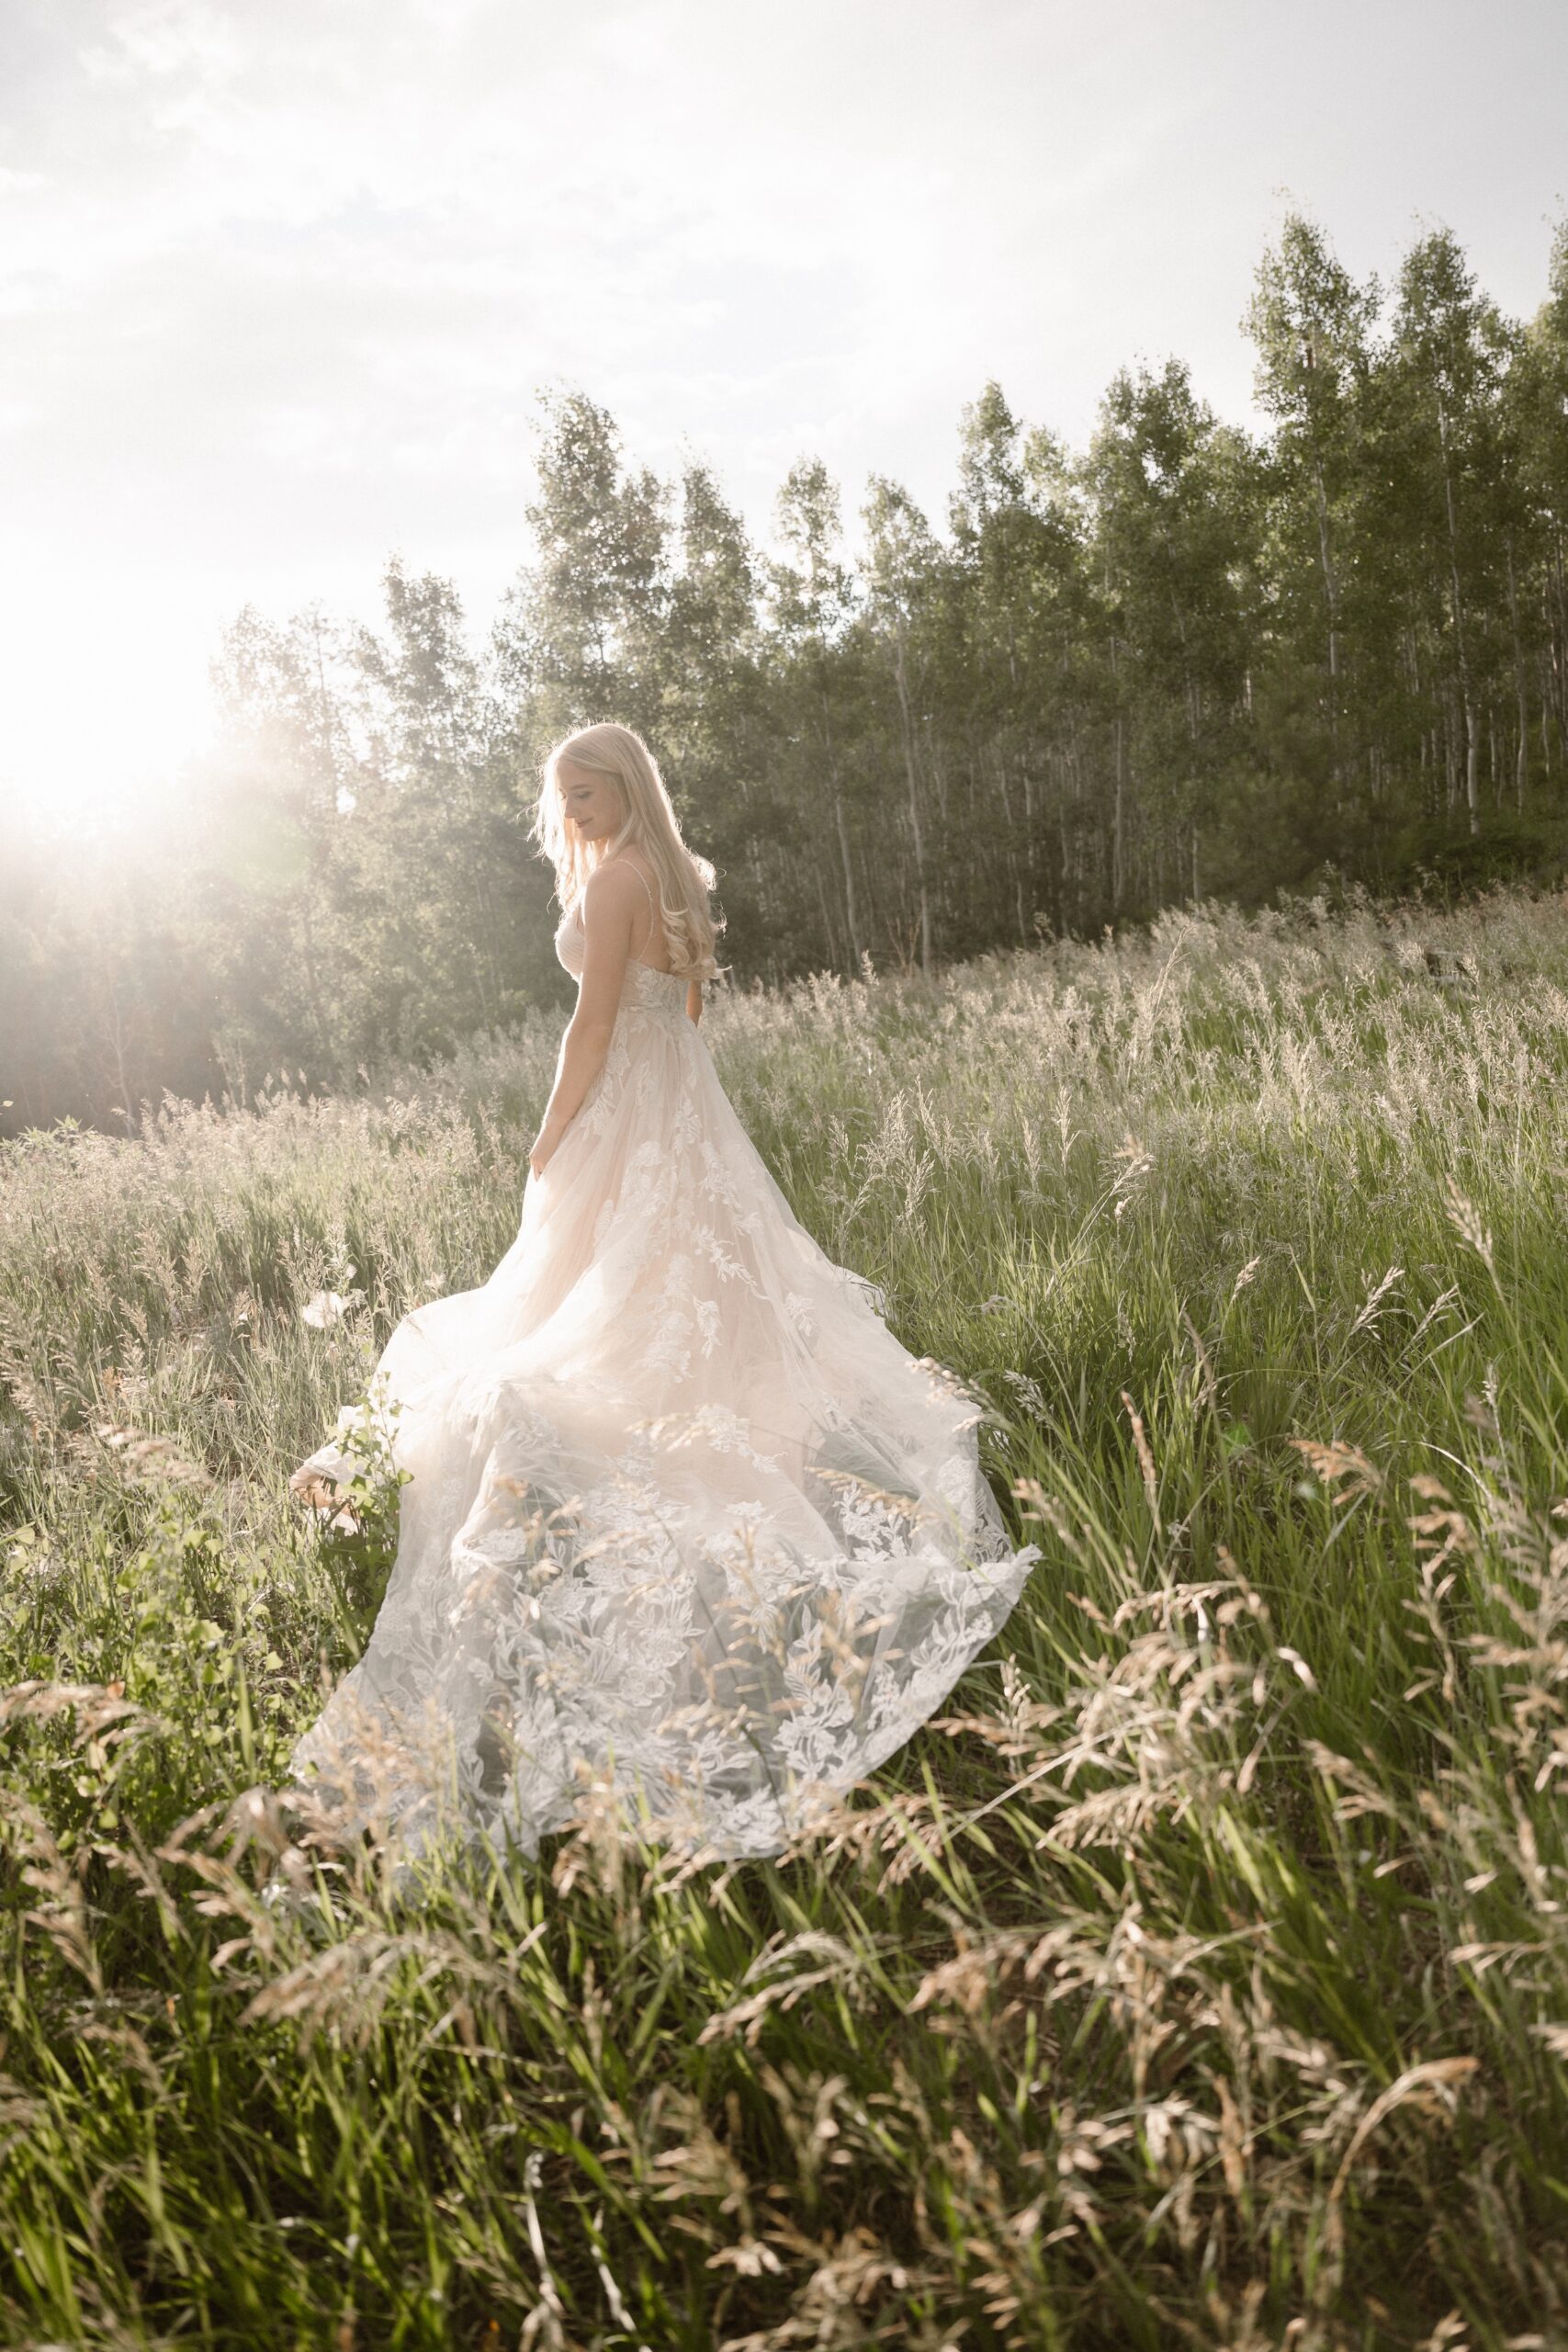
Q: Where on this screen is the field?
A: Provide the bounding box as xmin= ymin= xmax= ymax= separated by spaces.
xmin=4 ymin=886 xmax=1568 ymax=2349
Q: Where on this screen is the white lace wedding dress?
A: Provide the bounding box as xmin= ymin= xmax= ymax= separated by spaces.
xmin=287 ymin=882 xmax=1039 ymax=1866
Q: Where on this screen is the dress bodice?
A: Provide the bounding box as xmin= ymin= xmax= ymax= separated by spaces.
xmin=554 ymin=901 xmax=690 ymax=1033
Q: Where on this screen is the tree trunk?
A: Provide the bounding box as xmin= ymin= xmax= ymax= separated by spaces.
xmin=1436 ymin=394 xmax=1480 ymax=836
xmin=1314 ymin=457 xmax=1344 ymax=787
xmin=812 ymin=859 xmax=840 ymax=972
xmin=831 ymin=785 xmax=860 ymax=969
xmin=98 ymin=958 xmax=136 ymax=1136
xmin=1111 ymin=708 xmax=1125 ymax=914
xmin=1506 ymin=532 xmax=1529 ymax=809
xmin=890 ymin=616 xmax=932 ymax=973
xmin=818 ymin=675 xmax=861 ymax=969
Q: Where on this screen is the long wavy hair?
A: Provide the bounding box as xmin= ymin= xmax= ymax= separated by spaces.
xmin=532 ymin=723 xmax=725 ymax=984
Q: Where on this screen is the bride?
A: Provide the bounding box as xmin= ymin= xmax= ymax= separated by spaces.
xmin=287 ymin=723 xmax=1038 ymax=1867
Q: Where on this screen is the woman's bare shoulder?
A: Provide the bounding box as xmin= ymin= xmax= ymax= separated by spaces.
xmin=611 ymin=850 xmax=660 ymax=899
xmin=581 ymin=859 xmax=649 ymax=918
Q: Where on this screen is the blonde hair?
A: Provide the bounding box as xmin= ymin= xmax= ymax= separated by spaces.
xmin=533 ymin=722 xmax=725 ymax=984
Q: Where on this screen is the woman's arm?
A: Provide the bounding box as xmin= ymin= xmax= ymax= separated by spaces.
xmin=528 ymin=865 xmax=642 ymax=1176
xmin=686 ymin=978 xmax=703 ymax=1025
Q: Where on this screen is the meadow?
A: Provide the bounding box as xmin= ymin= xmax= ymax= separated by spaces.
xmin=3 ymin=884 xmax=1568 ymax=2349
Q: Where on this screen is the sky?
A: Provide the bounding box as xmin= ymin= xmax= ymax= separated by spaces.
xmin=2 ymin=0 xmax=1565 ymax=828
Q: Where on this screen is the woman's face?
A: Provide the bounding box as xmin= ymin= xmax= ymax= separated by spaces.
xmin=557 ymin=760 xmax=624 ymax=847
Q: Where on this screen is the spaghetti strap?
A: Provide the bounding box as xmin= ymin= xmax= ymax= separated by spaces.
xmin=606 ymin=858 xmax=664 ymax=968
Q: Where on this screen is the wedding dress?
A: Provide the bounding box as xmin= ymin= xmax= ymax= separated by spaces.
xmin=288 ymin=869 xmax=1039 ymax=1867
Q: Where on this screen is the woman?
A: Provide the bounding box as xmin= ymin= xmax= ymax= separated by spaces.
xmin=288 ymin=723 xmax=1038 ymax=1867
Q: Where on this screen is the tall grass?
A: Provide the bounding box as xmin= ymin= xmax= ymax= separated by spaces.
xmin=3 ymin=884 xmax=1568 ymax=2347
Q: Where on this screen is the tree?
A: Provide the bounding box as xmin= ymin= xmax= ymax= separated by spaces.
xmin=1386 ymin=229 xmax=1511 ymax=835
xmin=765 ymin=461 xmax=865 ymax=969
xmin=1084 ymin=361 xmax=1261 ymax=907
xmin=862 ymin=476 xmax=941 ymax=970
xmin=499 ymin=389 xmax=671 ymax=739
xmin=1246 ymin=212 xmax=1379 ymax=803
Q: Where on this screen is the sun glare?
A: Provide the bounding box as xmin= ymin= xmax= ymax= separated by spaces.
xmin=0 ymin=613 xmax=220 ymax=841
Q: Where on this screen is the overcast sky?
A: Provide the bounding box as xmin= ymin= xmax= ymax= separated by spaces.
xmin=3 ymin=0 xmax=1565 ymax=822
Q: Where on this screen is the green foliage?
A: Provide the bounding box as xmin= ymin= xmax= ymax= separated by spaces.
xmin=3 ymin=888 xmax=1568 ymax=2342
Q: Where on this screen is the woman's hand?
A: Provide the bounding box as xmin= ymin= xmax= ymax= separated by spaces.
xmin=528 ymin=1119 xmax=565 ymax=1180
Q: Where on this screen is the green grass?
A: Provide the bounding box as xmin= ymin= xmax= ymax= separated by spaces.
xmin=4 ymin=882 xmax=1568 ymax=2347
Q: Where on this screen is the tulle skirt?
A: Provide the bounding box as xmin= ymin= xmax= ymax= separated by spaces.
xmin=288 ymin=965 xmax=1038 ymax=1865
